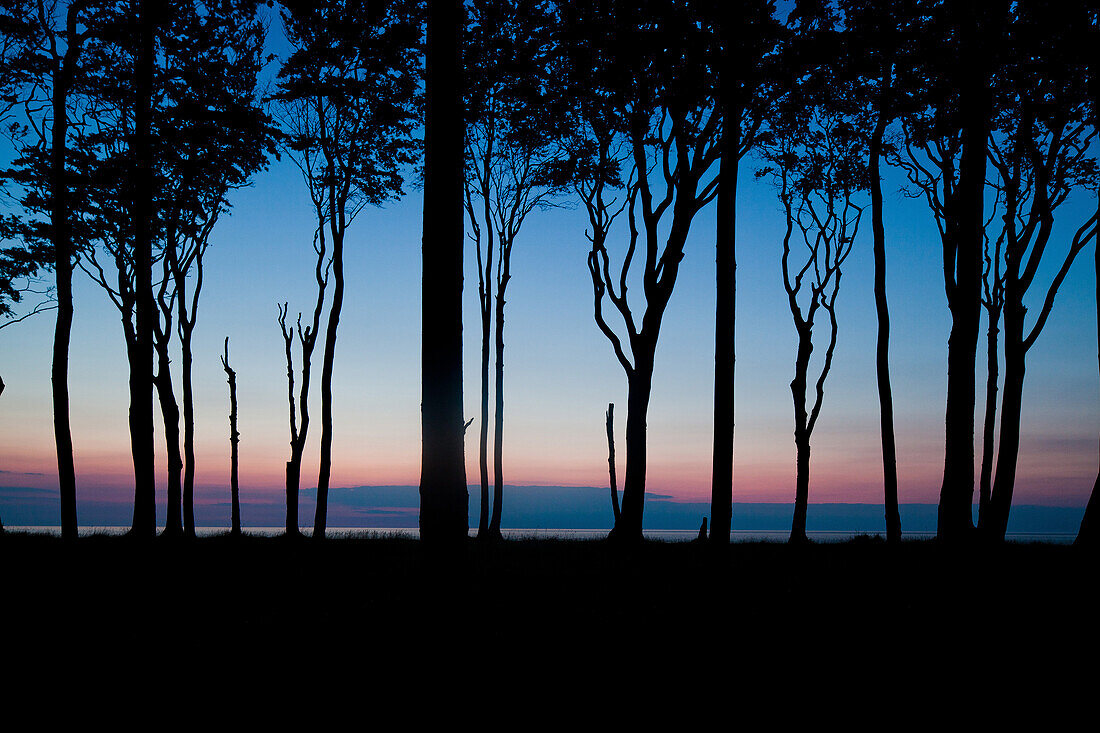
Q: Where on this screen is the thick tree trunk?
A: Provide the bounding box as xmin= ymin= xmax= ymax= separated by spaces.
xmin=937 ymin=59 xmax=991 ymax=542
xmin=52 ymin=42 xmax=78 ymax=542
xmin=419 ymin=0 xmax=468 ymax=543
xmin=790 ymin=330 xmax=812 ymax=544
xmin=709 ymin=91 xmax=740 ymax=547
xmin=154 ymin=344 xmax=183 ymax=537
xmin=222 ymin=338 xmax=240 ymax=537
xmin=616 ymin=351 xmax=654 ymax=543
xmin=314 ymin=231 xmax=344 ymax=540
xmin=870 ymin=94 xmax=901 ymax=544
xmin=181 ymin=327 xmax=196 ymax=537
xmin=128 ymin=2 xmax=157 ymax=538
xmin=977 ymin=311 xmax=1000 ymax=530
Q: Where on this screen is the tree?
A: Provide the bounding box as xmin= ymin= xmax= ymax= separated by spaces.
xmin=221 ymin=337 xmax=241 ymax=537
xmin=706 ymin=0 xmax=782 ymax=545
xmin=0 ymin=0 xmax=110 ymax=540
xmin=278 ymin=300 xmax=322 ymax=537
xmin=464 ymin=0 xmax=565 ymax=540
xmin=838 ymin=0 xmax=922 ymax=544
xmin=981 ymin=0 xmax=1098 ymax=541
xmin=562 ymin=0 xmax=722 ymax=542
xmin=80 ymin=0 xmax=272 ymax=537
xmin=419 ymin=0 xmax=468 ymax=542
xmin=161 ymin=0 xmax=274 ymax=537
xmin=757 ymin=29 xmax=869 ymax=542
xmin=277 ymin=0 xmax=420 ymax=540
xmin=892 ymin=0 xmax=1011 ymax=541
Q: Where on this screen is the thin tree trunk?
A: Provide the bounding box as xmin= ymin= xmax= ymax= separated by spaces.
xmin=977 ymin=309 xmax=1000 ymax=530
xmin=606 ymin=403 xmax=620 ymax=523
xmin=986 ymin=292 xmax=1025 ymax=541
xmin=869 ymin=74 xmax=901 ymax=544
xmin=419 ymin=0 xmax=468 ymax=543
xmin=154 ymin=342 xmax=183 ymax=537
xmin=181 ymin=326 xmax=196 ymax=537
xmin=790 ymin=329 xmax=812 ymax=544
xmin=616 ymin=350 xmax=654 ymax=543
xmin=314 ymin=230 xmax=344 ymax=540
xmin=488 ymin=237 xmax=510 ymax=538
xmin=709 ymin=85 xmax=740 ymax=547
xmin=222 ymin=338 xmax=240 ymax=537
xmin=476 ymin=131 xmax=494 ymax=541
xmin=52 ymin=29 xmax=80 ymax=542
xmin=128 ymin=1 xmax=157 ymax=538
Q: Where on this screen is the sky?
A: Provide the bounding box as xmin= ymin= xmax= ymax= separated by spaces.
xmin=1 ymin=14 xmax=1098 ymax=530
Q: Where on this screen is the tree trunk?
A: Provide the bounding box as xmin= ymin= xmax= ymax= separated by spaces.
xmin=314 ymin=231 xmax=344 ymax=540
xmin=477 ymin=281 xmax=491 ymax=539
xmin=476 ymin=135 xmax=494 ymax=541
xmin=181 ymin=326 xmax=196 ymax=537
xmin=419 ymin=0 xmax=468 ymax=543
xmin=52 ymin=35 xmax=79 ymax=542
xmin=286 ymin=453 xmax=302 ymax=537
xmin=937 ymin=30 xmax=992 ymax=542
xmin=986 ymin=295 xmax=1026 ymax=541
xmin=709 ymin=85 xmax=740 ymax=547
xmin=488 ymin=242 xmax=510 ymax=539
xmin=869 ymin=81 xmax=901 ymax=544
xmin=616 ymin=350 xmax=654 ymax=543
xmin=128 ymin=2 xmax=157 ymax=538
xmin=154 ymin=343 xmax=184 ymax=537
xmin=606 ymin=403 xmax=620 ymax=523
xmin=977 ymin=309 xmax=1000 ymax=531
xmin=790 ymin=329 xmax=812 ymax=544
xmin=222 ymin=338 xmax=240 ymax=537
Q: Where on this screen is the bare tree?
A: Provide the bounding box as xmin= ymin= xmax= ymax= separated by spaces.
xmin=221 ymin=337 xmax=241 ymax=537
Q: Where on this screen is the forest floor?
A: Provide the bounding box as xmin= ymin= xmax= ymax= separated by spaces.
xmin=1 ymin=532 xmax=1095 ymax=718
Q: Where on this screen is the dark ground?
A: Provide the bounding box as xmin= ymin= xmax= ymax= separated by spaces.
xmin=1 ymin=532 xmax=1095 ymax=721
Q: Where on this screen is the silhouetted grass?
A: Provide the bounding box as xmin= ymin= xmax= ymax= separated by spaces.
xmin=1 ymin=530 xmax=1094 ymax=699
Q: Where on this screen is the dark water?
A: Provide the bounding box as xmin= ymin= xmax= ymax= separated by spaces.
xmin=5 ymin=526 xmax=1078 ymax=543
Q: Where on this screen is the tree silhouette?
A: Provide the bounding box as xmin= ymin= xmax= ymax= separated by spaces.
xmin=0 ymin=0 xmax=112 ymax=540
xmin=757 ymin=30 xmax=869 ymax=543
xmin=706 ymin=0 xmax=782 ymax=546
xmin=981 ymin=0 xmax=1097 ymax=541
xmin=277 ymin=0 xmax=420 ymax=540
xmin=221 ymin=337 xmax=241 ymax=537
xmin=419 ymin=0 xmax=468 ymax=543
xmin=78 ymin=0 xmax=272 ymax=538
xmin=838 ymin=0 xmax=922 ymax=544
xmin=892 ymin=0 xmax=1011 ymax=541
xmin=562 ymin=0 xmax=722 ymax=542
xmin=464 ymin=0 xmax=565 ymax=540
xmin=278 ymin=300 xmax=322 ymax=537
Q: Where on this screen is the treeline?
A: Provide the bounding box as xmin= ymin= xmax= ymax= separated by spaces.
xmin=0 ymin=0 xmax=1098 ymax=546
